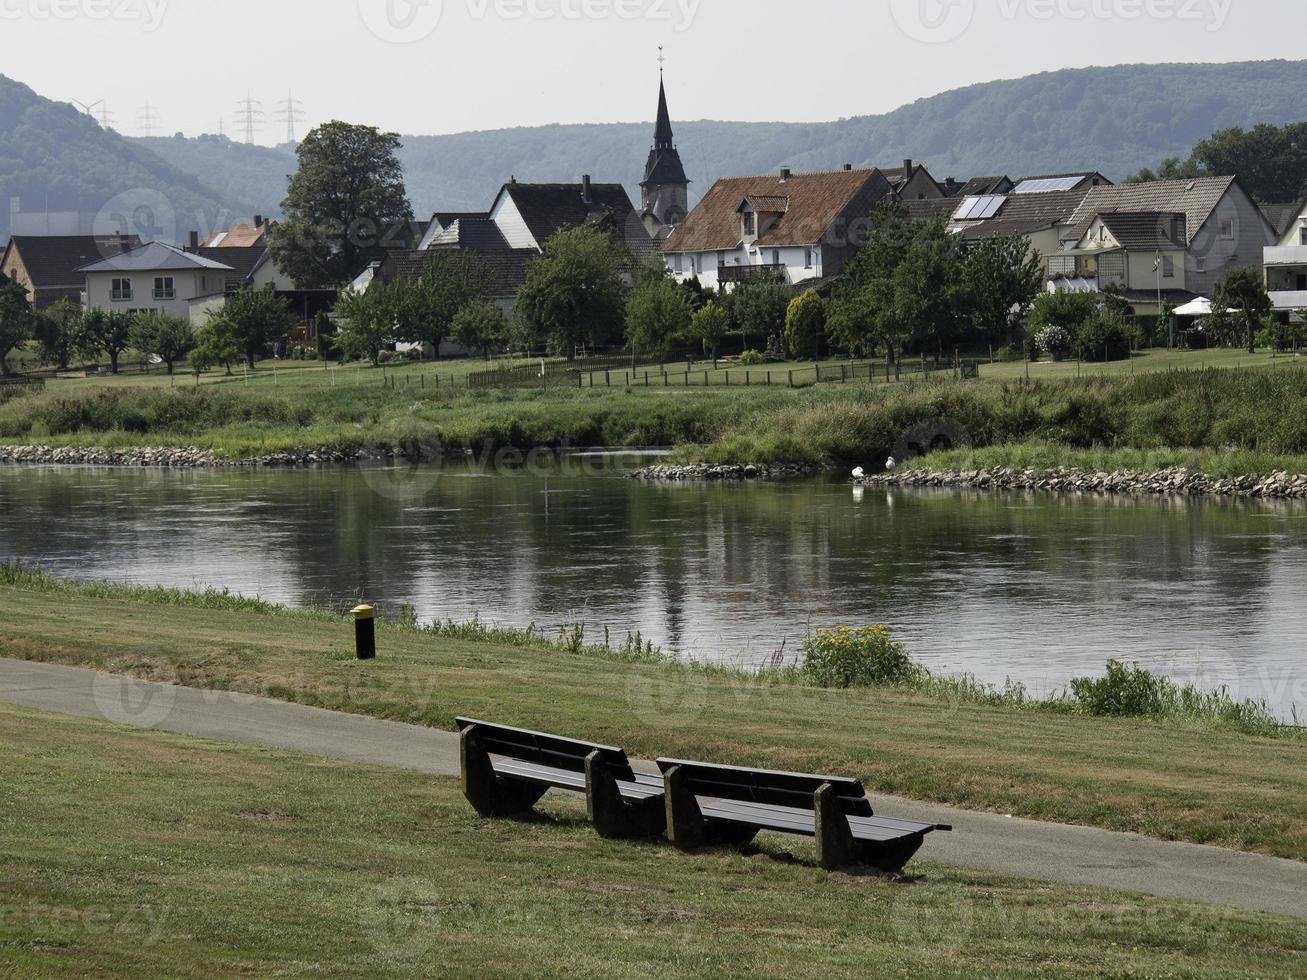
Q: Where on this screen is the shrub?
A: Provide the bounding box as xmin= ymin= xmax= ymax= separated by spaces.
xmin=1035 ymin=325 xmax=1072 ymax=361
xmin=739 ymin=349 xmax=765 ymax=366
xmin=799 ymin=626 xmax=923 ymax=689
xmin=1068 ymin=660 xmax=1169 ymax=717
xmin=1073 ymin=310 xmax=1137 ymax=362
xmin=994 ymin=344 xmax=1021 ymax=363
xmin=784 ymin=290 xmax=826 ymax=360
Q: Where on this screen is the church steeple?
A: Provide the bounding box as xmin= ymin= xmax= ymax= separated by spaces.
xmin=641 ymin=54 xmax=690 ymax=240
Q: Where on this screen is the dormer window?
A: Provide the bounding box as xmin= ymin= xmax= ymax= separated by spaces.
xmin=743 ymin=210 xmax=756 ymax=237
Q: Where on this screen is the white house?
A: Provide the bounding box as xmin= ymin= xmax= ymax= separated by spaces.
xmin=661 ymin=167 xmax=896 ymax=290
xmin=1264 ymin=199 xmax=1307 ymax=313
xmin=77 ymin=242 xmax=235 ymax=319
xmin=1048 ymin=211 xmax=1191 ymax=313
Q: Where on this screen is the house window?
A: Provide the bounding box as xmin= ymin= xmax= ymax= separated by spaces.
xmin=153 ymin=276 xmax=175 ymax=300
xmin=771 ymin=249 xmax=781 ymax=266
xmin=1162 ymin=256 xmax=1175 ymax=278
xmin=1195 ymin=257 xmax=1207 ymax=273
xmin=671 ymin=254 xmax=682 ymax=274
xmin=804 ymin=247 xmax=813 ymax=269
xmin=743 ymin=211 xmax=756 ymax=236
xmin=1300 ymin=226 xmax=1306 ymax=245
xmin=1220 ymin=219 xmax=1235 ymax=239
xmin=111 ymin=278 xmax=132 ymax=301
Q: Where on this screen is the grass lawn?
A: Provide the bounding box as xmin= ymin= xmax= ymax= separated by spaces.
xmin=3 ymin=702 xmax=1305 ymax=978
xmin=976 ymin=346 xmax=1305 ymax=382
xmin=2 ymin=578 xmax=1306 ymax=861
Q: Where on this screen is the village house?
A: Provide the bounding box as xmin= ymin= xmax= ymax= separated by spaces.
xmin=1263 ymin=199 xmax=1307 ymax=313
xmin=661 ymin=166 xmax=895 ymax=290
xmin=2 ymin=234 xmax=141 ymax=308
xmin=77 ymin=241 xmax=236 ymax=319
xmin=1050 ymin=211 xmax=1192 ymax=311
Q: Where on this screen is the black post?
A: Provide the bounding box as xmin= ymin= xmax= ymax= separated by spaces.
xmin=353 ymin=604 xmax=376 ymax=660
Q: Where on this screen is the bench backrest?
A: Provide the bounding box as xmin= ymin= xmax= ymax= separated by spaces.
xmin=456 ymin=717 xmax=635 ymax=781
xmin=656 ymin=758 xmax=872 ymax=817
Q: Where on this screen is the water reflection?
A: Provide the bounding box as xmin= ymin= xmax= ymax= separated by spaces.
xmin=2 ymin=463 xmax=1305 ymax=717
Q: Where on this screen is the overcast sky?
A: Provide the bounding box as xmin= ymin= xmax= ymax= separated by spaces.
xmin=5 ymin=0 xmax=1304 ymax=143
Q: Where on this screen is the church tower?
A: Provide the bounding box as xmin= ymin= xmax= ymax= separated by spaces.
xmin=640 ymin=67 xmax=690 ymax=241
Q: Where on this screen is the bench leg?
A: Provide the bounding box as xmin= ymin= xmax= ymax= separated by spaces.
xmin=814 ymin=783 xmax=859 ymax=871
xmin=663 ymin=765 xmax=709 ymax=851
xmin=860 ymin=834 xmax=926 ymax=876
xmin=585 ymin=752 xmax=666 ymax=839
xmin=460 ymin=726 xmax=548 ymax=819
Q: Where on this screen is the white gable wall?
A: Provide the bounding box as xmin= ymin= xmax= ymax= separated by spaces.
xmin=490 ymin=192 xmax=538 ymax=250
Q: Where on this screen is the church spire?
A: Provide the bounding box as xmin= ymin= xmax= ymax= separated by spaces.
xmin=641 ymin=51 xmax=690 ymax=240
xmin=654 ymin=49 xmax=674 ymax=150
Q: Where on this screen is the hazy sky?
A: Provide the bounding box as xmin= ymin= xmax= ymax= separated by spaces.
xmin=4 ymin=0 xmax=1304 ymax=143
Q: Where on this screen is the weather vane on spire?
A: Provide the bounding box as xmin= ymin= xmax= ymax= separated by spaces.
xmin=658 ymin=46 xmax=665 ymax=75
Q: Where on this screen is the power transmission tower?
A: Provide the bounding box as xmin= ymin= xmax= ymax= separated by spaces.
xmin=234 ymin=93 xmax=264 ymax=144
xmin=99 ymin=103 xmax=115 ymax=131
xmin=275 ymin=91 xmax=305 ymax=144
xmin=138 ymin=101 xmax=158 ymax=137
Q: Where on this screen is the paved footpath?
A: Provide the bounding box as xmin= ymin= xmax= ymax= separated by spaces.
xmin=3 ymin=658 xmax=1304 ymax=919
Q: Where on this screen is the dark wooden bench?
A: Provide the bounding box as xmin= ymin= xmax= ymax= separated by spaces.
xmin=456 ymin=718 xmax=665 ymax=838
xmin=658 ymin=758 xmax=951 ymax=873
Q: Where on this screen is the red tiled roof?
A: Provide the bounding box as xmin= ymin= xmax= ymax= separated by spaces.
xmin=665 ymin=169 xmax=886 ymax=253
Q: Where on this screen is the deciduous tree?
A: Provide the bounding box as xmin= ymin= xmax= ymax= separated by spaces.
xmin=513 ymin=226 xmax=626 ymax=357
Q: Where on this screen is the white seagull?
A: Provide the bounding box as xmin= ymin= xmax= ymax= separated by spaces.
xmin=852 ymin=467 xmax=866 ymax=479
xmin=886 ymin=456 xmax=898 ymax=472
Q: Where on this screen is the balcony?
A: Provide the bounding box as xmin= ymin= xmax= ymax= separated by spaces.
xmin=717 ymin=263 xmax=786 ymax=284
xmin=153 ymin=289 xmax=175 ymax=301
xmin=1265 ymin=245 xmax=1307 ymax=267
xmin=1269 ymin=290 xmax=1307 ymax=311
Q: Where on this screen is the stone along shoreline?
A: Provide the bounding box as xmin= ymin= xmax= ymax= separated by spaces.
xmin=859 ymin=466 xmax=1307 ymax=499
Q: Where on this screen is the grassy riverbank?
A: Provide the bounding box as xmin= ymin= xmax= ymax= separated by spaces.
xmin=4 ymin=357 xmax=1307 ymax=476
xmin=7 ymin=704 xmax=1305 ymax=978
xmin=2 ymin=570 xmax=1306 ymax=860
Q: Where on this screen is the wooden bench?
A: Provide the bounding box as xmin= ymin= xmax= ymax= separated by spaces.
xmin=658 ymin=758 xmax=951 ymax=874
xmin=456 ymin=718 xmax=665 ymax=838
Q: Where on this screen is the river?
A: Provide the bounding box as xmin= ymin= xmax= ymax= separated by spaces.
xmin=3 ymin=458 xmax=1305 ymax=718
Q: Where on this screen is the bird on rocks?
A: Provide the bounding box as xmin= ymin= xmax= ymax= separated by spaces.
xmin=852 ymin=467 xmax=865 ymax=479
xmin=886 ymin=456 xmax=898 ymax=472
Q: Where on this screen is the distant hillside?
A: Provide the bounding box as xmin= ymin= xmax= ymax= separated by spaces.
xmin=7 ymin=61 xmax=1307 ymax=243
xmin=0 ymin=76 xmax=252 ymax=241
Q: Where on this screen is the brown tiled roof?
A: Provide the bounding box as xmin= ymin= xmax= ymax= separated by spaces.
xmin=1067 ymin=177 xmax=1242 ymax=245
xmin=4 ymin=235 xmax=141 ymax=288
xmin=665 ymin=169 xmax=888 ymax=253
xmin=1095 ymin=211 xmax=1188 ymax=249
xmin=203 ymin=221 xmax=271 ymax=248
xmin=744 ymin=196 xmax=791 ymax=213
xmin=904 ymin=198 xmax=958 ymax=222
xmin=500 ymin=182 xmax=656 ymax=262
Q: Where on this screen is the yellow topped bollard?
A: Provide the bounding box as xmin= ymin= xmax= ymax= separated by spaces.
xmin=352 ymin=604 xmax=376 ymax=661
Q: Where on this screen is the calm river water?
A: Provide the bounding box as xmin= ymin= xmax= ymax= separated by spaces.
xmin=3 ymin=460 xmax=1305 ymax=718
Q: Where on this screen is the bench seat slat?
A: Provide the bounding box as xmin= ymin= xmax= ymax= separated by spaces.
xmin=699 ymin=798 xmax=940 ymax=843
xmin=492 ymin=759 xmax=664 ymax=801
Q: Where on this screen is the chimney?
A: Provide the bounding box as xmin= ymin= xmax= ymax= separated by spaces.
xmin=843 ymin=163 xmax=853 ymax=171
xmin=581 ymin=174 xmax=592 ymax=204
xmin=187 ymin=230 xmax=199 ymax=252
xmin=254 ymin=214 xmax=264 ymax=228
xmin=903 ymin=159 xmax=913 ymax=175
xmin=780 ymin=167 xmax=792 ymax=182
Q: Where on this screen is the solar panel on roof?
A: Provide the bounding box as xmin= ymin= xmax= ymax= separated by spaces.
xmin=976 ymin=195 xmax=1004 ymax=218
xmin=952 ymin=194 xmax=1005 ymax=221
xmin=1013 ymin=176 xmax=1084 ymax=194
xmin=952 ymin=197 xmax=981 ymax=221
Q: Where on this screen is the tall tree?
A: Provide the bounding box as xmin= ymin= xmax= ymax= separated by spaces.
xmin=269 ymin=121 xmax=413 ymax=287
xmin=733 ymin=280 xmax=794 ymax=354
xmin=394 ymin=251 xmax=486 ymax=359
xmin=961 ymin=235 xmax=1044 ymax=346
xmin=0 ymin=278 xmax=35 ymax=375
xmin=690 ymin=300 xmax=729 ymax=359
xmin=784 ymin=290 xmax=826 ymax=360
xmin=331 ymin=282 xmax=395 ymax=366
xmin=191 ymin=315 xmax=242 ymax=377
xmin=222 ymin=285 xmax=297 ymax=367
xmin=513 ymin=226 xmax=627 ymax=357
xmin=33 ymin=298 xmax=83 ymax=371
xmin=1128 ymin=122 xmax=1307 ymax=203
xmin=626 ymin=263 xmax=692 ymax=355
xmin=450 ymin=300 xmax=508 ymax=358
xmin=1213 ymin=267 xmax=1272 ymax=354
xmin=130 ymin=314 xmax=196 ymax=375
xmin=81 ymin=309 xmax=134 ymax=375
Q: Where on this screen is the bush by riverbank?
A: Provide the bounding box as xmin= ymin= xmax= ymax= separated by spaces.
xmin=7 ymin=366 xmax=1307 ymax=492
xmin=4 ymin=560 xmax=1306 ymax=866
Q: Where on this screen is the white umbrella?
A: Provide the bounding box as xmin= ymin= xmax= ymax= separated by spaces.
xmin=1173 ymin=297 xmax=1213 ymax=317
